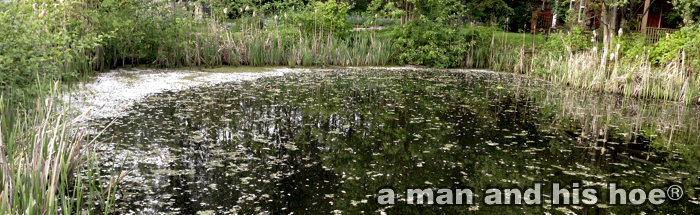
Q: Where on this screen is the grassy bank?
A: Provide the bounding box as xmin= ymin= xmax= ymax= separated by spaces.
xmin=0 ymin=82 xmax=118 ymax=214
xmin=4 ymin=0 xmax=695 ymax=104
xmin=462 ymin=28 xmax=700 ymax=104
xmin=95 ymin=1 xmax=394 ymax=69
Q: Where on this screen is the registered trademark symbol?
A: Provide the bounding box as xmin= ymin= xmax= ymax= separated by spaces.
xmin=667 ymin=185 xmax=684 ymax=201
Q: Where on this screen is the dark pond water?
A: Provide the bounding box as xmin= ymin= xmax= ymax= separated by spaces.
xmin=91 ymin=69 xmax=700 ymax=214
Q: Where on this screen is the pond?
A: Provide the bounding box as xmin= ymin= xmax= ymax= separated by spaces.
xmin=89 ymin=69 xmax=700 ymax=214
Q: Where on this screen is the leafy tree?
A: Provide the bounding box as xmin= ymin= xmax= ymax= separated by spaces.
xmin=291 ymin=1 xmax=351 ymax=37
xmin=0 ymin=1 xmax=103 ymax=101
xmin=388 ymin=0 xmax=469 ymax=67
xmin=672 ymin=0 xmax=700 ymax=26
xmin=466 ymin=0 xmax=514 ymax=25
xmin=211 ymin=0 xmax=310 ymax=19
xmin=505 ymin=0 xmax=532 ymax=32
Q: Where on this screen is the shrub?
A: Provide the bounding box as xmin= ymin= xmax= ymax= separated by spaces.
xmin=290 ymin=1 xmax=350 ymax=37
xmin=389 ymin=0 xmax=470 ymax=68
xmin=619 ymin=32 xmax=648 ymax=61
xmin=0 ymin=1 xmax=103 ymax=101
xmin=541 ymin=26 xmax=593 ymax=55
xmin=622 ymin=27 xmax=700 ymax=70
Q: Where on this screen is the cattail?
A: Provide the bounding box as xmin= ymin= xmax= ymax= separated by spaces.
xmin=245 ymin=6 xmax=250 ymax=11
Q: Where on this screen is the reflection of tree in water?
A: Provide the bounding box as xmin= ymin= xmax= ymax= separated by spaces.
xmin=93 ymin=69 xmax=699 ymax=214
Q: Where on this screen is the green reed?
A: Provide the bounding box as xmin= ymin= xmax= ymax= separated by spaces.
xmin=461 ymin=29 xmax=700 ymax=104
xmin=0 ymin=81 xmax=118 ymax=214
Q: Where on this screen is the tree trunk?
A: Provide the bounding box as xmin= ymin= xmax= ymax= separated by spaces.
xmin=641 ymin=0 xmax=651 ymax=34
xmin=602 ymin=5 xmax=609 ymax=53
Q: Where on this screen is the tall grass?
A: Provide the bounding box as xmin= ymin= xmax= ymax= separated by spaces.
xmin=91 ymin=2 xmax=394 ymax=69
xmin=530 ymin=39 xmax=699 ymax=104
xmin=219 ymin=16 xmax=393 ymax=67
xmin=0 ymin=81 xmax=118 ymax=214
xmin=456 ymin=27 xmax=699 ymax=104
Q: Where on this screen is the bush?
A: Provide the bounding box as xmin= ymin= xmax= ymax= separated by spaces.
xmin=619 ymin=32 xmax=648 ymax=61
xmin=0 ymin=1 xmax=102 ymax=101
xmin=622 ymin=27 xmax=700 ymax=69
xmin=393 ymin=20 xmax=454 ymax=67
xmin=289 ymin=1 xmax=350 ymax=37
xmin=649 ymin=28 xmax=700 ymax=69
xmin=541 ymin=26 xmax=593 ymax=55
xmin=389 ymin=0 xmax=470 ymax=68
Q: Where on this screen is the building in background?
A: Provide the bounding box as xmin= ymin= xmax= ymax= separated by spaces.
xmin=531 ymin=0 xmax=680 ymax=43
xmin=531 ymin=0 xmax=598 ymax=33
xmin=638 ymin=0 xmax=680 ymax=43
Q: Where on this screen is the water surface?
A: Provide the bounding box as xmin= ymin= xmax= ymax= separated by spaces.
xmin=91 ymin=69 xmax=700 ymax=214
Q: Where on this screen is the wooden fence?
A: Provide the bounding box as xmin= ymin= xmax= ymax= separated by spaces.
xmin=644 ymin=27 xmax=678 ymax=43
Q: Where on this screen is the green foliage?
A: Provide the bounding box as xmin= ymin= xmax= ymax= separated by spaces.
xmin=505 ymin=0 xmax=531 ymax=32
xmin=216 ymin=0 xmax=308 ymax=18
xmin=346 ymin=15 xmax=398 ymax=27
xmin=0 ymin=1 xmax=103 ymax=102
xmin=367 ymin=0 xmax=405 ymax=19
xmin=390 ymin=0 xmax=470 ymax=68
xmin=651 ymin=27 xmax=700 ymax=68
xmin=95 ymin=0 xmax=208 ymax=68
xmin=622 ymin=27 xmax=700 ymax=68
xmin=649 ymin=30 xmax=689 ymax=63
xmin=290 ymin=1 xmax=350 ymax=37
xmin=0 ymin=81 xmax=117 ymax=214
xmin=672 ymin=0 xmax=700 ymax=26
xmin=619 ymin=32 xmax=649 ymax=60
xmin=466 ymin=0 xmax=513 ymax=24
xmin=393 ymin=21 xmax=457 ymax=67
xmin=542 ymin=26 xmax=594 ymax=55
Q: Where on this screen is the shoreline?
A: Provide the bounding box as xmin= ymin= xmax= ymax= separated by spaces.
xmin=66 ymin=67 xmax=307 ymax=122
